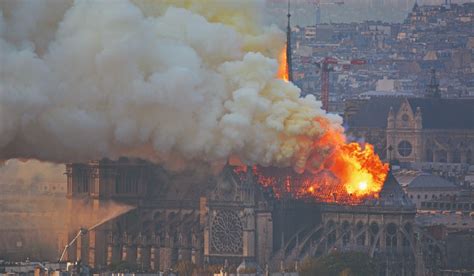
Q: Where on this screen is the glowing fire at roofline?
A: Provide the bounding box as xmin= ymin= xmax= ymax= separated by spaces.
xmin=237 ymin=46 xmax=390 ymax=205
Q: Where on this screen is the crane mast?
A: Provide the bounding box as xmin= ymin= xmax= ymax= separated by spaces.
xmin=316 ymin=57 xmax=366 ymax=112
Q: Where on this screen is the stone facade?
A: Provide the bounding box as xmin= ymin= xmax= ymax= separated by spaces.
xmin=62 ymin=160 xmax=272 ymax=271
xmin=346 ymin=97 xmax=474 ymax=166
xmin=386 ymin=98 xmax=474 ymax=164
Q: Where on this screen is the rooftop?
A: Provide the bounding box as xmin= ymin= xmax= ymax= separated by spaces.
xmin=347 ymin=97 xmax=474 ymax=130
xmin=408 ymin=174 xmax=459 ymax=190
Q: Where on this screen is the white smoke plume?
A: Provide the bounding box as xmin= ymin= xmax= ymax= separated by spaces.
xmin=0 ymin=0 xmax=342 ymax=172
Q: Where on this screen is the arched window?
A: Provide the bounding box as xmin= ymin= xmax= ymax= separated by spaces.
xmin=386 ymin=223 xmax=398 ymax=248
xmin=327 ymin=220 xmax=336 ymax=246
xmin=370 ymin=222 xmax=380 ymax=248
xmin=356 ymin=221 xmax=365 ymax=246
xmin=402 ymin=223 xmax=412 ymax=247
xmin=342 ymin=221 xmax=351 ymax=246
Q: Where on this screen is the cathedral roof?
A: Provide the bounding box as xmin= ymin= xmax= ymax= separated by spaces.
xmin=406 ymin=98 xmax=474 ymax=130
xmin=377 ymin=170 xmax=415 ymax=208
xmin=347 ymin=96 xmax=474 ymax=130
xmin=346 ymin=97 xmax=404 ymax=128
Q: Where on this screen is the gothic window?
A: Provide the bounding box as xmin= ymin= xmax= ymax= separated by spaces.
xmin=73 ymin=168 xmax=90 ymax=193
xmin=115 ymin=170 xmax=139 ymax=194
xmin=386 ymin=223 xmax=397 ymax=248
xmin=327 ymin=220 xmax=336 ymax=246
xmin=356 ymin=221 xmax=365 ymax=246
xmin=398 ymin=140 xmax=412 ymax=157
xmin=402 ymin=223 xmax=412 ymax=247
xmin=370 ymin=222 xmax=379 ymax=248
xmin=342 ymin=221 xmax=351 ymax=246
xmin=210 ymin=210 xmax=243 ymax=255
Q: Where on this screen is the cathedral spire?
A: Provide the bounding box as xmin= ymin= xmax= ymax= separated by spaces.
xmin=286 ymin=0 xmax=293 ymax=82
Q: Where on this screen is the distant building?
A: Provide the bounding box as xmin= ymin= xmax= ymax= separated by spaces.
xmin=345 ymin=71 xmax=474 ymax=164
xmin=394 ymin=172 xmax=461 ymax=208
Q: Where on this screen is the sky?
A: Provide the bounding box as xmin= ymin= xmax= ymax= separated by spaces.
xmin=266 ymin=0 xmax=474 ymax=25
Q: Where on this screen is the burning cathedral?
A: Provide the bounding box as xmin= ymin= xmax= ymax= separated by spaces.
xmin=62 ymin=159 xmax=442 ymax=276
xmin=1 ymin=1 xmax=448 ymax=275
xmin=59 ymin=3 xmax=424 ymax=274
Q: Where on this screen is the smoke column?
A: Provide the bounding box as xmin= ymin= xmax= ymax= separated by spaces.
xmin=0 ymin=0 xmax=343 ymax=173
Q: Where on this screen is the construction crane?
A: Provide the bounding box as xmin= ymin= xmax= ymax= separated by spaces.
xmin=315 ymin=57 xmax=366 ymax=111
xmin=311 ymin=0 xmax=345 ymax=24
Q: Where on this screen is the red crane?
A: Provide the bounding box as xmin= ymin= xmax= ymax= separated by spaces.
xmin=315 ymin=57 xmax=366 ymax=111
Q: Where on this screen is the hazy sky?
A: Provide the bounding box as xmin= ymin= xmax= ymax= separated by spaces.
xmin=266 ymin=0 xmax=474 ymax=25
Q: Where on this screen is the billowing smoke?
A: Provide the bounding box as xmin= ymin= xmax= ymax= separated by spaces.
xmin=0 ymin=0 xmax=342 ymax=172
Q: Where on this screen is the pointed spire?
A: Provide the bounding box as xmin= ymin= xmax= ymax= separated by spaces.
xmin=286 ymin=0 xmax=293 ymax=82
xmin=413 ymin=0 xmax=419 ymax=12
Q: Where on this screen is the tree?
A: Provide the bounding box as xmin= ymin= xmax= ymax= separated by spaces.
xmin=299 ymin=251 xmax=376 ymax=276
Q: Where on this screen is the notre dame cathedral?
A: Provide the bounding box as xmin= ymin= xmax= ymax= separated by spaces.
xmin=62 ymin=159 xmax=274 ymax=271
xmin=61 ymin=158 xmax=446 ymax=276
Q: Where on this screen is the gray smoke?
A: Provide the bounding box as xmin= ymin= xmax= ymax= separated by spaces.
xmin=0 ymin=0 xmax=342 ymax=172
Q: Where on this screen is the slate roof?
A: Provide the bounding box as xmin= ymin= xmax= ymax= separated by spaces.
xmin=347 ymin=97 xmax=404 ymax=128
xmin=378 ymin=171 xmax=415 ymax=208
xmin=406 ymin=98 xmax=474 ymax=130
xmin=347 ymin=96 xmax=474 ymax=130
xmin=407 ymin=174 xmax=459 ymax=190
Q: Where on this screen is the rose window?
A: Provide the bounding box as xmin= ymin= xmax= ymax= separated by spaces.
xmin=210 ymin=210 xmax=243 ymax=255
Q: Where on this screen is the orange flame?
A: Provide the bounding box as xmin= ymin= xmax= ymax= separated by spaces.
xmin=278 ymin=45 xmax=289 ymax=82
xmin=233 ymin=113 xmax=388 ymax=204
xmin=231 ymin=45 xmax=389 ymax=205
xmin=234 ymin=139 xmax=388 ymax=204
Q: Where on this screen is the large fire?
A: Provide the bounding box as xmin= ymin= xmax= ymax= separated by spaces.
xmin=233 ymin=46 xmax=389 ymax=205
xmin=233 ymin=136 xmax=388 ymax=204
